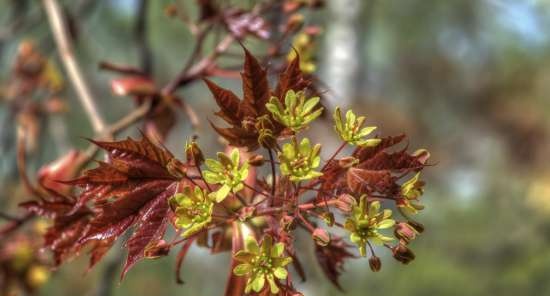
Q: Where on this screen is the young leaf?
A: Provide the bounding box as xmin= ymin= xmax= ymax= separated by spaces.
xmin=67 ymin=136 xmax=182 ymax=278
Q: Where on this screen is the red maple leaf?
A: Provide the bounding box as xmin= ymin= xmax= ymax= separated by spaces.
xmin=66 ymin=136 xmax=185 ymax=278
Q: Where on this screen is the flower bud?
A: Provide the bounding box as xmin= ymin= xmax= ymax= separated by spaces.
xmin=335 ymin=194 xmax=356 ymax=212
xmin=394 ymin=222 xmax=418 ymax=244
xmin=407 ymin=220 xmax=425 ymax=233
xmin=111 ymin=76 xmax=157 ymax=97
xmin=239 ymin=206 xmax=256 ymax=222
xmin=368 ymin=255 xmax=382 ymax=272
xmin=312 ymin=228 xmax=330 ymax=246
xmin=392 ymin=243 xmax=415 ymax=264
xmin=280 ymin=214 xmax=296 ymax=231
xmin=185 ymin=139 xmax=204 ymax=165
xmin=320 ymin=212 xmax=334 ymax=227
xmin=247 ymin=154 xmax=265 ymax=166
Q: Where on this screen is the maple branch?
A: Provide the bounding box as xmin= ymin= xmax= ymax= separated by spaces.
xmin=16 ymin=127 xmax=46 ymax=200
xmin=42 ymin=0 xmax=107 ymax=134
xmin=321 ymin=142 xmax=347 ymax=172
xmin=162 ymin=34 xmax=235 ymax=95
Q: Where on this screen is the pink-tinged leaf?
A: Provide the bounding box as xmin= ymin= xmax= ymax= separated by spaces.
xmin=314 ymin=237 xmax=354 ymax=291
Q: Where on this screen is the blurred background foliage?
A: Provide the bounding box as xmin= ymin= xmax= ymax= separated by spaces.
xmin=1 ymin=0 xmax=550 ymax=295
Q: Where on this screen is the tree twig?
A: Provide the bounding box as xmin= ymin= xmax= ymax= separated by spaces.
xmin=42 ymin=0 xmax=107 ymax=134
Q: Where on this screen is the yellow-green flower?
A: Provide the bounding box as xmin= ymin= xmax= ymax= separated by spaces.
xmin=333 ymin=107 xmax=381 ymax=147
xmin=170 ymin=186 xmax=214 ymax=238
xmin=266 ymin=89 xmax=323 ymax=131
xmin=233 ymin=235 xmax=292 ymax=294
xmin=398 ymin=172 xmax=425 ymax=215
xmin=345 ymin=197 xmax=395 ymax=256
xmin=203 ymin=148 xmax=249 ymax=202
xmin=278 ymin=137 xmax=322 ymax=182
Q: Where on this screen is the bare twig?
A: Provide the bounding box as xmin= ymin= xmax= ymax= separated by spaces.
xmin=42 ymin=0 xmax=107 ymax=134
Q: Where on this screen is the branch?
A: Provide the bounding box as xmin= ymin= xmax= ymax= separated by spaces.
xmin=42 ymin=0 xmax=107 ymax=134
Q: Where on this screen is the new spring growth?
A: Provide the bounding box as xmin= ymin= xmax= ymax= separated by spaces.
xmin=170 ymin=186 xmax=214 ymax=238
xmin=203 ymin=148 xmax=249 ymax=202
xmin=233 ymin=235 xmax=292 ymax=294
xmin=333 ymin=107 xmax=381 ymax=147
xmin=266 ymin=89 xmax=323 ymax=131
xmin=278 ymin=137 xmax=322 ymax=182
xmin=345 ymin=197 xmax=395 ymax=257
xmin=398 ymin=172 xmax=425 ymax=215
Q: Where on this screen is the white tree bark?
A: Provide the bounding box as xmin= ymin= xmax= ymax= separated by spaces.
xmin=322 ymin=0 xmax=363 ymax=108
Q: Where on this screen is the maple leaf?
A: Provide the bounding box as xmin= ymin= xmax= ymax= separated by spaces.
xmin=67 ymin=136 xmax=184 ymax=278
xmin=314 ymin=237 xmax=355 ymax=291
xmin=206 ymin=48 xmax=314 ymax=150
xmin=20 ymin=194 xmax=112 ymax=269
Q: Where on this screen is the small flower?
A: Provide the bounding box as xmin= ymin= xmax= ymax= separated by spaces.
xmin=278 ymin=137 xmax=322 ymax=182
xmin=170 ymin=186 xmax=214 ymax=238
xmin=233 ymin=235 xmax=292 ymax=294
xmin=397 ymin=172 xmax=425 ymax=215
xmin=203 ymin=148 xmax=249 ymax=202
xmin=333 ymin=107 xmax=381 ymax=147
xmin=266 ymin=89 xmax=323 ymax=131
xmin=344 ymin=197 xmax=395 ymax=256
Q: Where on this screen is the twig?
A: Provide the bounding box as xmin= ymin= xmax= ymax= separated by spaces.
xmin=42 ymin=0 xmax=107 ymax=134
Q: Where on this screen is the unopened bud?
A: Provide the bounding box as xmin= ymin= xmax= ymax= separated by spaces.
xmin=320 ymin=212 xmax=334 ymax=227
xmin=247 ymin=154 xmax=265 ymax=166
xmin=335 ymin=194 xmax=356 ymax=212
xmin=312 ymin=228 xmax=330 ymax=246
xmin=280 ymin=214 xmax=296 ymax=231
xmin=369 ymin=255 xmax=382 ymax=272
xmin=185 ymin=139 xmax=204 ymax=165
xmin=111 ymin=76 xmax=156 ymax=97
xmin=394 ymin=222 xmax=418 ymax=244
xmin=407 ymin=220 xmax=425 ymax=233
xmin=392 ymin=243 xmax=415 ymax=264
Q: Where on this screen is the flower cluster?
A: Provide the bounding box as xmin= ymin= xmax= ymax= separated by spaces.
xmin=233 ymin=235 xmax=292 ymax=294
xmin=203 ymin=148 xmax=249 ymax=202
xmin=344 ymin=197 xmax=395 ymax=256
